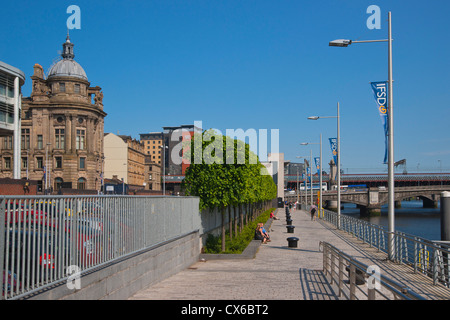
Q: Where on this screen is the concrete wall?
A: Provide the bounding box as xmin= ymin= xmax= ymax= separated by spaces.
xmin=26 ymin=231 xmax=199 ymax=300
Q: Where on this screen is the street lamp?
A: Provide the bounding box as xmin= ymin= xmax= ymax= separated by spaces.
xmin=308 ymin=102 xmax=340 ymax=228
xmin=297 ymin=152 xmax=313 ymax=206
xmin=301 ymin=133 xmax=323 ymax=218
xmin=296 ymin=156 xmax=308 ymax=206
xmin=329 ymin=11 xmax=395 ymax=260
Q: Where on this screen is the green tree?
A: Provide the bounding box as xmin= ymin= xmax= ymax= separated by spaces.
xmin=184 ymin=129 xmax=277 ymax=252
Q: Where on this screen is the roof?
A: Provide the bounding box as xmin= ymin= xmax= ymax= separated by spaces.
xmin=0 ymin=61 xmax=26 ymax=85
xmin=47 ymin=34 xmax=88 ymax=81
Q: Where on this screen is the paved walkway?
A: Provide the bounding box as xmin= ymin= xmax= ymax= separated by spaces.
xmin=129 ymin=207 xmax=450 ymax=300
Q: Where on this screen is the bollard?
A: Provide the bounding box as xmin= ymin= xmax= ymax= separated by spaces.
xmin=286 ymin=225 xmax=295 ymax=233
xmin=441 ymin=191 xmax=450 ymax=241
xmin=285 ymin=214 xmax=291 ymax=220
xmin=286 ymin=219 xmax=293 ymax=225
xmin=287 ymin=237 xmax=299 ymax=248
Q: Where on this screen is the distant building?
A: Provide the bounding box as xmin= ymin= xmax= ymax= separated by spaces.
xmin=140 ymin=124 xmax=201 ymax=194
xmin=144 ymin=155 xmax=161 ymax=191
xmin=0 ymin=61 xmax=26 ymax=179
xmin=0 ymin=35 xmax=106 ymax=193
xmin=162 ymin=124 xmax=201 ymax=176
xmin=104 ymin=133 xmax=146 ymax=191
xmin=139 ymin=132 xmax=163 ymax=165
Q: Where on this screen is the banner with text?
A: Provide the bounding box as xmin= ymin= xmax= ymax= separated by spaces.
xmin=329 ymin=138 xmax=337 ymax=165
xmin=314 ymin=157 xmax=320 ymax=176
xmin=370 ymin=81 xmax=389 ymax=164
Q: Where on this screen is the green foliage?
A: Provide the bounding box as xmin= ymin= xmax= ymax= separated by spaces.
xmin=204 ymin=208 xmax=274 ymax=254
xmin=183 ymin=129 xmax=277 ymax=252
xmin=183 ymin=129 xmax=277 ymax=211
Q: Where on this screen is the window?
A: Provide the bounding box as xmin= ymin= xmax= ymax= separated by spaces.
xmin=22 ymin=157 xmax=28 ymax=170
xmin=79 ymin=157 xmax=85 ymax=169
xmin=55 ymin=177 xmax=63 ymax=190
xmin=59 ymin=83 xmax=65 ymax=93
xmin=55 ymin=128 xmax=65 ymax=149
xmin=21 ymin=128 xmax=30 ymax=149
xmin=0 ymin=83 xmax=5 ymax=96
xmin=74 ymin=84 xmax=80 ymax=94
xmin=55 ymin=156 xmax=62 ymax=169
xmin=37 ymin=135 xmax=43 ymax=149
xmin=3 ymin=136 xmax=12 ymax=149
xmin=36 ymin=157 xmax=43 ymax=169
xmin=76 ymin=129 xmax=85 ymax=150
xmin=4 ymin=157 xmax=11 ymax=170
xmin=77 ymin=178 xmax=86 ymax=190
xmin=0 ymin=74 xmax=14 ymax=98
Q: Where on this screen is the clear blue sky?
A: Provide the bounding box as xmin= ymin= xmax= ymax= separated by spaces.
xmin=1 ymin=0 xmax=449 ymax=173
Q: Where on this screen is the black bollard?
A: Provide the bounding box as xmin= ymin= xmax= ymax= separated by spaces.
xmin=287 ymin=237 xmax=299 ymax=248
xmin=286 ymin=219 xmax=293 ymax=225
xmin=286 ymin=225 xmax=295 ymax=233
xmin=441 ymin=191 xmax=450 ymax=241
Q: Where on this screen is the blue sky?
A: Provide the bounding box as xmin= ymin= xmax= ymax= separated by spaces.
xmin=1 ymin=0 xmax=449 ymax=173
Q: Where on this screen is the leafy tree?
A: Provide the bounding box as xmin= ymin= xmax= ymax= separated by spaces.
xmin=184 ymin=129 xmax=277 ymax=252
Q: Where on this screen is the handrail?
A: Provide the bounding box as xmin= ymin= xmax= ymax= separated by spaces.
xmin=314 ymin=205 xmax=450 ymax=288
xmin=320 ymin=241 xmax=426 ymax=300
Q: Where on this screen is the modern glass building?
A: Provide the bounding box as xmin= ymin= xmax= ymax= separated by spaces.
xmin=0 ymin=61 xmax=25 ymax=178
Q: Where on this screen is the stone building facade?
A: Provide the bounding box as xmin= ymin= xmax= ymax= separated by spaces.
xmin=0 ymin=35 xmax=106 ymax=192
xmin=103 ymin=133 xmax=146 ymax=190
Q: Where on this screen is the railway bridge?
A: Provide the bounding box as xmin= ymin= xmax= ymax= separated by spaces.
xmin=285 ymin=185 xmax=450 ymax=215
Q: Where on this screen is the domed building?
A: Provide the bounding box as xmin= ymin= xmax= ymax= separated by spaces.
xmin=0 ymin=35 xmax=107 ymax=192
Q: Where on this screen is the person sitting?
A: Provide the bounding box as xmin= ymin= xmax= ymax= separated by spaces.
xmin=261 ymin=223 xmax=271 ymax=242
xmin=254 ymin=223 xmax=268 ymax=243
xmin=270 ymin=211 xmax=279 ymax=220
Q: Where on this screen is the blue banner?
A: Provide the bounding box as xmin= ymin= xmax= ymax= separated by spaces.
xmin=329 ymin=138 xmax=337 ymax=165
xmin=370 ymin=81 xmax=389 ymax=164
xmin=314 ymin=157 xmax=320 ymax=175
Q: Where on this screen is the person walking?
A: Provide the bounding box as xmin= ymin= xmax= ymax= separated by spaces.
xmin=310 ymin=205 xmax=317 ymax=221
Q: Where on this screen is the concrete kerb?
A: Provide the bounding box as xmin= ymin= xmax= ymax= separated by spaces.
xmin=199 ymin=210 xmax=277 ymax=261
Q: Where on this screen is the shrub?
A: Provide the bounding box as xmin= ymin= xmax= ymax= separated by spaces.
xmin=204 ymin=208 xmax=274 ymax=254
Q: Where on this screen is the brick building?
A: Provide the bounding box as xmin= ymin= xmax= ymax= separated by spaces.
xmin=0 ymin=35 xmax=106 ymax=193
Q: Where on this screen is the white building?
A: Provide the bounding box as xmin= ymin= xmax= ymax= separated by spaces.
xmin=0 ymin=61 xmax=25 ymax=179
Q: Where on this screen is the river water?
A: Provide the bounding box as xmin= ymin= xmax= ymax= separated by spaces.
xmin=341 ymin=200 xmax=442 ymax=241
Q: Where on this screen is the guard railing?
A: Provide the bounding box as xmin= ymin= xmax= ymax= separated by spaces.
xmin=316 ymin=206 xmax=450 ymax=288
xmin=320 ymin=241 xmax=426 ymax=300
xmin=0 ymin=195 xmax=200 ymax=300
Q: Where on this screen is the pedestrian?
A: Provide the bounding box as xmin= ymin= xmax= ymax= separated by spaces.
xmin=310 ymin=205 xmax=317 ymax=221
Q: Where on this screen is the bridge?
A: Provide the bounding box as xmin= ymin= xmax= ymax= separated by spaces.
xmin=285 ymin=173 xmax=450 ymax=189
xmin=285 ymin=185 xmax=450 ymax=215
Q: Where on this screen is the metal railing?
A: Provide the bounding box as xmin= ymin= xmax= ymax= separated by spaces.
xmin=320 ymin=241 xmax=426 ymax=300
xmin=318 ymin=206 xmax=450 ymax=288
xmin=0 ymin=195 xmax=200 ymax=300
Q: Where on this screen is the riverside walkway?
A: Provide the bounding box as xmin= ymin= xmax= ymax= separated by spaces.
xmin=129 ymin=207 xmax=450 ymax=300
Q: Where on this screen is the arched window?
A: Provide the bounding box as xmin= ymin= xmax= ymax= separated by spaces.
xmin=55 ymin=177 xmax=64 ymax=190
xmin=77 ymin=177 xmax=86 ymax=190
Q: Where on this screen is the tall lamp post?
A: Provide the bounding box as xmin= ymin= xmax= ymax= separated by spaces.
xmin=308 ymin=102 xmax=340 ymax=228
xmin=296 ymin=156 xmax=308 ymax=206
xmin=329 ymin=11 xmax=395 ymax=259
xmin=301 ymin=133 xmax=323 ymax=218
